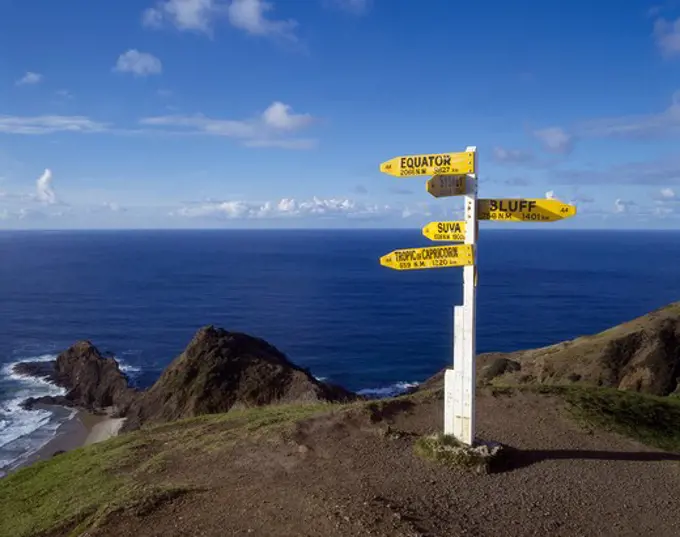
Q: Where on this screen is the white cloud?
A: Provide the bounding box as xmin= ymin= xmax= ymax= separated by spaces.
xmin=545 ymin=190 xmax=557 ymax=200
xmin=15 ymin=72 xmax=43 ymax=86
xmin=0 ymin=115 xmax=108 ymax=135
xmin=492 ymin=146 xmax=533 ymax=163
xmin=140 ymin=114 xmax=255 ymax=136
xmin=553 ymin=153 xmax=680 ymax=186
xmin=534 ymin=90 xmax=680 ymax=154
xmin=143 ymin=0 xmax=217 ymax=33
xmin=533 ymin=127 xmax=573 ymax=154
xmin=660 ymin=187 xmax=676 ymax=199
xmin=175 ymin=196 xmax=397 ymax=219
xmin=228 ymin=0 xmax=297 ymax=40
xmin=140 ymin=100 xmax=316 ymax=148
xmin=103 ymin=202 xmax=124 ymax=212
xmin=578 ymin=90 xmax=680 ymax=139
xmin=261 ymin=102 xmax=313 ymax=130
xmin=36 ymin=169 xmax=57 ymax=205
xmin=653 ymin=17 xmax=680 ymax=58
xmin=652 ymin=186 xmax=680 ymax=217
xmin=0 ymin=104 xmax=315 ymax=147
xmin=114 ymin=50 xmax=163 ymax=76
xmin=655 ymin=205 xmax=676 ymax=216
xmin=143 ymin=0 xmax=297 ymax=40
xmin=614 ymin=199 xmax=636 ymax=214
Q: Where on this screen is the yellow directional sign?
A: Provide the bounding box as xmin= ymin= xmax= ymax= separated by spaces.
xmin=380 ymin=244 xmax=474 ymax=271
xmin=380 ymin=151 xmax=475 ymax=177
xmin=422 ymin=221 xmax=467 ymax=242
xmin=426 ymin=175 xmax=467 ymax=198
xmin=478 ymin=199 xmax=577 ymax=222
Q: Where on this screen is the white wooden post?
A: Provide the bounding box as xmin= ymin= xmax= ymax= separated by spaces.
xmin=460 ymin=146 xmax=478 ymax=445
xmin=444 ymin=306 xmax=464 ymax=437
xmin=444 ymin=147 xmax=478 ymax=445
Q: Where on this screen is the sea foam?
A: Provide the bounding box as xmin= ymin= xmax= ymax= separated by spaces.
xmin=357 ymin=381 xmax=419 ymax=398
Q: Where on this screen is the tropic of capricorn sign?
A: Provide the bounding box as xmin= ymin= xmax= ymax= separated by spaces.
xmin=378 ymin=148 xmax=577 ymax=446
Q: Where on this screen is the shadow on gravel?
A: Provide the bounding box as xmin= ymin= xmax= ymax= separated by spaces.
xmin=492 ymin=448 xmax=680 ymax=474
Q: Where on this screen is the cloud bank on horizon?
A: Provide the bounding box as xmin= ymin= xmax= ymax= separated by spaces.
xmin=1 ymin=0 xmax=679 ymax=229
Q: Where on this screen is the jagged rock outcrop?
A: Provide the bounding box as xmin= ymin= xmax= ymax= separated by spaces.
xmin=421 ymin=302 xmax=680 ymax=396
xmin=122 ymin=326 xmax=355 ymax=431
xmin=18 ymin=341 xmax=135 ymax=413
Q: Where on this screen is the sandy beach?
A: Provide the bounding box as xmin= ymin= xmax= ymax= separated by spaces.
xmin=84 ymin=413 xmax=126 ymax=446
xmin=6 ymin=406 xmax=125 ymax=475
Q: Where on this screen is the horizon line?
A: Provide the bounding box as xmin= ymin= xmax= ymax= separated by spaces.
xmin=1 ymin=227 xmax=678 ymax=233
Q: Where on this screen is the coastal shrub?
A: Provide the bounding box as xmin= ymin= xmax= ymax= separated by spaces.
xmin=414 ymin=434 xmax=502 ymax=473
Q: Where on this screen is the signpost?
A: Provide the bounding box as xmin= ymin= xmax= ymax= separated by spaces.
xmin=478 ymin=198 xmax=577 ymax=222
xmin=379 ymin=244 xmax=473 ymax=271
xmin=426 ymin=175 xmax=467 ymax=198
xmin=380 ymin=151 xmax=475 ymax=177
xmin=378 ymin=148 xmax=577 ymax=447
xmin=422 ymin=221 xmax=467 ymax=242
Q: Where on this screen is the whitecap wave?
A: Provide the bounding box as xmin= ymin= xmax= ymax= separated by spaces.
xmin=117 ymin=351 xmax=143 ymax=378
xmin=357 ymin=381 xmax=419 ymax=398
xmin=119 ymin=363 xmax=142 ymax=375
xmin=0 ymin=354 xmax=68 ymax=473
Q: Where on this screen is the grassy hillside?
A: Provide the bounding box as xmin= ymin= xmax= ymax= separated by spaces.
xmin=472 ymin=302 xmax=680 ymax=395
xmin=0 ymin=403 xmax=335 ymax=537
xmin=2 ymin=388 xmax=680 ymax=537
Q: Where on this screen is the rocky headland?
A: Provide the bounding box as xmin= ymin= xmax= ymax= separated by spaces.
xmin=15 ymin=325 xmax=357 ymax=432
xmin=420 ymin=301 xmax=680 ymax=396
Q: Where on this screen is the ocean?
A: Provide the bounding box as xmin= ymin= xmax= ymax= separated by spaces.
xmin=1 ymin=229 xmax=679 ymax=474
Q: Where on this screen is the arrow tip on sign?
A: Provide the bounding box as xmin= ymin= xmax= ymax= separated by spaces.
xmin=379 ymin=253 xmax=393 ymax=266
xmin=379 ymin=160 xmax=394 ymax=173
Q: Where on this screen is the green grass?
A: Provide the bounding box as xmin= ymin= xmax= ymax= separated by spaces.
xmin=0 ymin=402 xmax=338 ymax=537
xmin=489 ymin=384 xmax=680 ymax=453
xmin=0 ymin=436 xmax=162 ymax=537
xmin=560 ymin=387 xmax=680 ymax=452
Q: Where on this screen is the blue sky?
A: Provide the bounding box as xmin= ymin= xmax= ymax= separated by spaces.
xmin=1 ymin=0 xmax=679 ymax=229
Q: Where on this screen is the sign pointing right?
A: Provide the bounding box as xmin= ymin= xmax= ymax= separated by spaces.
xmin=478 ymin=198 xmax=577 ymax=222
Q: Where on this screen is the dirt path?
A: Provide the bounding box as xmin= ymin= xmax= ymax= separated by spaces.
xmin=91 ymin=391 xmax=680 ymax=537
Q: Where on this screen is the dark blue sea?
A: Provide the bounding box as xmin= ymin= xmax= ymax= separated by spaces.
xmin=1 ymin=229 xmax=679 ymax=473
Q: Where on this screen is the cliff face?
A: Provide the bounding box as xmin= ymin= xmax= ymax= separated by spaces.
xmin=422 ymin=302 xmax=680 ymax=396
xmin=55 ymin=341 xmax=136 ymax=410
xmin=19 ymin=341 xmax=136 ymax=413
xmin=122 ymin=326 xmax=355 ymax=431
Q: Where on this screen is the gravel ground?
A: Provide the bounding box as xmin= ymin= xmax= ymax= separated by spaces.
xmin=89 ymin=391 xmax=680 ymax=537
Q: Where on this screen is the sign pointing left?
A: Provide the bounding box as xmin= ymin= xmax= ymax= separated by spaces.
xmin=422 ymin=220 xmax=467 ymax=242
xmin=380 ymin=151 xmax=475 ymax=177
xmin=380 ymin=244 xmax=474 ymax=271
xmin=426 ymin=175 xmax=467 ymax=198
